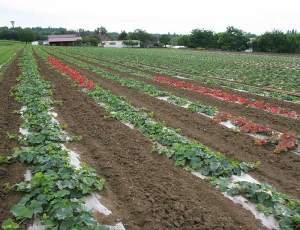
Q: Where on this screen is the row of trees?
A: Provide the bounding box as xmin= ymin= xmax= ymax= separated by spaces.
xmin=1 ymin=25 xmax=300 ymax=53
xmin=174 ymin=27 xmax=300 ymax=53
xmin=176 ymin=26 xmax=253 ymax=51
xmin=253 ymin=30 xmax=300 ymax=53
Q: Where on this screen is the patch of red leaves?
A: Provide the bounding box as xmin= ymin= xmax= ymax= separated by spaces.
xmin=47 ymin=56 xmax=95 ymax=90
xmin=212 ymin=111 xmax=298 ymax=153
xmin=154 ymin=76 xmax=299 ymax=121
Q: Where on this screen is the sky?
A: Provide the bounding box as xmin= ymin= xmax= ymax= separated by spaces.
xmin=1 ymin=0 xmax=300 ymax=35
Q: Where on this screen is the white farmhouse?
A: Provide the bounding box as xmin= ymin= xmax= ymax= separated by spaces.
xmin=100 ymin=40 xmax=140 ymax=48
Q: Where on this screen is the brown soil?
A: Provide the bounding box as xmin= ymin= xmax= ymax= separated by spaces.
xmin=1 ymin=47 xmax=297 ymax=229
xmin=33 ymin=53 xmax=269 ymax=229
xmin=61 ymin=49 xmax=300 ymax=114
xmin=0 ymin=53 xmax=31 ymax=229
xmin=45 ymin=50 xmax=300 ymax=199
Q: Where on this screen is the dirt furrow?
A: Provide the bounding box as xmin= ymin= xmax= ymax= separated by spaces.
xmin=61 ymin=50 xmax=300 ymax=113
xmin=33 ymin=51 xmax=269 ymax=229
xmin=43 ymin=52 xmax=300 ymax=199
xmin=0 ymin=53 xmax=30 ymax=228
xmin=51 ymin=50 xmax=300 ymax=134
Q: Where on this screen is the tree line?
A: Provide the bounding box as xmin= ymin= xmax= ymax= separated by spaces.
xmin=1 ymin=25 xmax=300 ymax=53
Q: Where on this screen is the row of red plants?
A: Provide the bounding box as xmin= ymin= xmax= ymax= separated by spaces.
xmin=212 ymin=111 xmax=299 ymax=153
xmin=154 ymin=76 xmax=299 ymax=121
xmin=47 ymin=56 xmax=95 ymax=89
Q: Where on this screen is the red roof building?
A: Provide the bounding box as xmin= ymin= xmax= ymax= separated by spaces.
xmin=48 ymin=34 xmax=82 ymax=46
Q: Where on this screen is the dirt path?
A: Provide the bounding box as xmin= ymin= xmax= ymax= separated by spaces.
xmin=0 ymin=53 xmax=31 ymax=228
xmin=32 ymin=53 xmax=269 ymax=229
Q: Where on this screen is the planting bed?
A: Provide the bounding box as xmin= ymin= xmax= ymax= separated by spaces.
xmin=1 ymin=46 xmax=300 ymax=229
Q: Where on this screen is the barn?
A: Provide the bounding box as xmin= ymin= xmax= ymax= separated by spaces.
xmin=48 ymin=34 xmax=82 ymax=46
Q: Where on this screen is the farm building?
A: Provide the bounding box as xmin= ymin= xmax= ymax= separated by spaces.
xmin=48 ymin=34 xmax=82 ymax=46
xmin=101 ymin=40 xmax=140 ymax=48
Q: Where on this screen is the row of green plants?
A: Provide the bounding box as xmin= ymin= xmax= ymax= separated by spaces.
xmin=50 ymin=46 xmax=300 ymax=102
xmin=39 ymin=47 xmax=300 ymax=121
xmin=35 ymin=46 xmax=218 ymax=116
xmin=43 ymin=56 xmax=300 ymax=229
xmin=36 ymin=47 xmax=300 ymax=154
xmin=1 ymin=46 xmax=108 ymax=230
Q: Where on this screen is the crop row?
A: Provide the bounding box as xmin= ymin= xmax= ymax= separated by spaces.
xmin=48 ymin=46 xmax=300 ymax=102
xmin=44 ymin=46 xmax=300 ymax=116
xmin=1 ymin=46 xmax=108 ymax=230
xmin=40 ymin=53 xmax=300 ymax=229
xmin=35 ymin=47 xmax=300 ymax=154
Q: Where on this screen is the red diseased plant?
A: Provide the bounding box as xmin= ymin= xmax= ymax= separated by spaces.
xmin=154 ymin=76 xmax=299 ymax=120
xmin=47 ymin=56 xmax=95 ymax=90
xmin=212 ymin=111 xmax=298 ymax=153
xmin=255 ymin=132 xmax=299 ymax=153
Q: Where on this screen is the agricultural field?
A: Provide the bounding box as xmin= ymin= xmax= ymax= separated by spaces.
xmin=0 ymin=40 xmax=24 ymax=76
xmin=0 ymin=45 xmax=300 ymax=229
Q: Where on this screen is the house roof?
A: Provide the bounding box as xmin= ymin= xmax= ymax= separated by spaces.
xmin=48 ymin=34 xmax=82 ymax=42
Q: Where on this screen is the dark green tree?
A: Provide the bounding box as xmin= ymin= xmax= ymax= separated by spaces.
xmin=254 ymin=30 xmax=300 ymax=53
xmin=18 ymin=29 xmax=35 ymax=43
xmin=217 ymin=26 xmax=250 ymax=51
xmin=127 ymin=29 xmax=154 ymax=48
xmin=177 ymin=35 xmax=191 ymax=47
xmin=159 ymin=34 xmax=171 ymax=47
xmin=100 ymin=26 xmax=108 ymax=35
xmin=0 ymin=27 xmax=12 ymax=40
xmin=189 ymin=29 xmax=217 ymax=49
xmin=53 ymin=27 xmax=67 ymax=35
xmin=118 ymin=30 xmax=128 ymax=40
xmin=89 ymin=37 xmax=99 ymax=46
xmin=286 ymin=34 xmax=300 ymax=53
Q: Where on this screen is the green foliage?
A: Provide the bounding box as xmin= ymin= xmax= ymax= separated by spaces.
xmin=254 ymin=30 xmax=300 ymax=53
xmin=118 ymin=30 xmax=128 ymax=40
xmin=1 ymin=218 xmax=19 ymax=229
xmin=127 ymin=29 xmax=155 ymax=47
xmin=122 ymin=40 xmax=139 ymax=47
xmin=190 ymin=29 xmax=218 ymax=49
xmin=176 ymin=35 xmax=190 ymax=47
xmin=89 ymin=37 xmax=99 ymax=46
xmin=217 ymin=26 xmax=250 ymax=51
xmin=0 ymin=40 xmax=23 ymax=70
xmin=35 ymin=45 xmax=300 ymax=229
xmin=159 ymin=34 xmax=171 ymax=47
xmin=187 ymin=102 xmax=218 ymax=116
xmin=2 ymin=45 xmax=107 ymax=229
xmin=18 ymin=29 xmax=35 ymax=44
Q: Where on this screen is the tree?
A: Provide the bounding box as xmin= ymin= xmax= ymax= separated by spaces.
xmin=189 ymin=29 xmax=217 ymax=49
xmin=177 ymin=35 xmax=191 ymax=47
xmin=159 ymin=34 xmax=171 ymax=47
xmin=217 ymin=26 xmax=250 ymax=51
xmin=89 ymin=37 xmax=99 ymax=46
xmin=100 ymin=26 xmax=108 ymax=35
xmin=286 ymin=34 xmax=300 ymax=53
xmin=127 ymin=29 xmax=154 ymax=48
xmin=254 ymin=30 xmax=300 ymax=53
xmin=118 ymin=30 xmax=128 ymax=40
xmin=53 ymin=27 xmax=67 ymax=35
xmin=18 ymin=29 xmax=35 ymax=43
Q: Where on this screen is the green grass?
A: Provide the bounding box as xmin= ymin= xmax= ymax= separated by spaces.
xmin=0 ymin=40 xmax=24 ymax=79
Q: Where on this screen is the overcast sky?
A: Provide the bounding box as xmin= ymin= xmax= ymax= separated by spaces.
xmin=1 ymin=0 xmax=299 ymax=35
